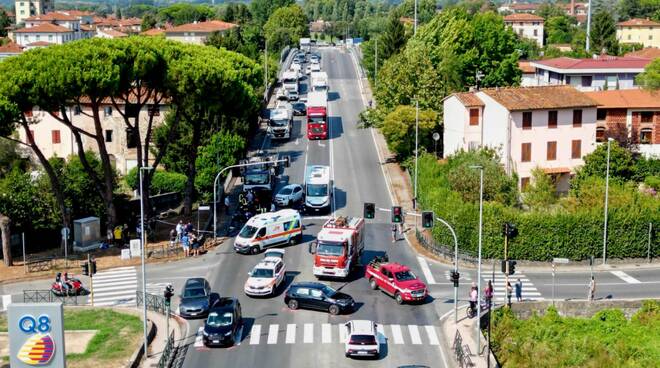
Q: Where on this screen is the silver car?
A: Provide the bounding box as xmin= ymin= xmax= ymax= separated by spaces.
xmin=274 ymin=184 xmax=304 ymax=206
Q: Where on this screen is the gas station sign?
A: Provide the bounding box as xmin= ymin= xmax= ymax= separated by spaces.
xmin=7 ymin=303 xmax=66 ymax=367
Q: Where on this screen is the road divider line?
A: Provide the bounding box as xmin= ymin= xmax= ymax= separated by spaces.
xmin=425 ymin=325 xmax=440 ymax=346
xmin=408 ymin=325 xmax=422 ymax=345
xmin=303 ymin=323 xmax=314 ymax=343
xmin=417 ymin=256 xmax=436 ymax=285
xmin=390 ymin=324 xmax=404 ymax=344
xmin=285 ymin=324 xmax=296 ymax=344
xmin=249 ymin=324 xmax=261 ymax=345
xmin=267 ymin=324 xmax=279 ymax=344
xmin=338 ymin=324 xmax=347 ymax=343
xmin=321 ymin=323 xmax=332 ymax=344
xmin=611 ymin=271 xmax=642 ymax=284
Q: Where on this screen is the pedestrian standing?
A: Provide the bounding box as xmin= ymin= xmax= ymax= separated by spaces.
xmin=176 ymin=221 xmax=183 ymax=243
xmin=246 ymin=190 xmax=254 ymax=204
xmin=106 ymin=229 xmax=113 ymax=246
xmin=181 ymin=233 xmax=190 ymax=257
xmin=169 ymin=228 xmax=177 ymax=249
xmin=391 ymin=224 xmax=398 ymax=242
xmin=185 ymin=222 xmax=193 ymax=235
xmin=515 ymin=278 xmax=523 ymax=302
xmin=114 ymin=225 xmax=123 ymax=246
xmin=270 ymin=202 xmax=276 ymax=212
xmin=469 ymin=282 xmax=478 ymax=317
xmin=588 ymin=276 xmax=596 ymax=302
xmin=506 ymin=281 xmax=513 ymax=306
xmin=484 ymin=280 xmax=494 ymax=307
xmin=224 ymin=195 xmax=231 ymax=215
xmin=190 ymin=233 xmax=200 ymax=257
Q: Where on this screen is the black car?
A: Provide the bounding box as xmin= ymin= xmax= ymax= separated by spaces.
xmin=284 ymin=282 xmax=354 ymax=315
xmin=203 ymin=298 xmax=242 ymax=347
xmin=291 ymin=102 xmax=307 ymax=116
xmin=178 ymin=278 xmax=217 ymax=319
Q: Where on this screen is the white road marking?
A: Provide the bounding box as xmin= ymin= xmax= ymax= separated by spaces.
xmin=267 ymin=324 xmax=279 ymax=344
xmin=328 ymin=102 xmax=336 ymax=218
xmin=318 ymin=142 xmax=326 ymax=147
xmin=611 ymin=271 xmax=642 ymax=284
xmin=303 ymin=323 xmax=314 ymax=343
xmin=483 ymin=274 xmax=544 ymax=301
xmin=338 ymin=324 xmax=347 ymax=343
xmin=295 ymin=138 xmax=299 ymax=145
xmin=425 ymin=325 xmax=440 ymax=346
xmin=194 ymin=327 xmax=204 ymax=348
xmin=285 ymin=324 xmax=296 ymax=344
xmin=390 ymin=324 xmax=404 ymax=345
xmin=249 ymin=324 xmax=261 ymax=345
xmin=321 ymin=323 xmax=332 ymax=343
xmin=417 ymin=256 xmax=437 ymax=285
xmin=90 ymin=267 xmax=137 ymax=307
xmin=408 ymin=325 xmax=422 ymax=345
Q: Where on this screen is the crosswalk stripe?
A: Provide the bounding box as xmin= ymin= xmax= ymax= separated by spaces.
xmin=267 ymin=324 xmax=279 ymax=344
xmin=91 ymin=293 xmax=136 ymax=302
xmin=93 ymin=280 xmax=138 ymax=288
xmin=611 ymin=271 xmax=641 ymax=284
xmin=249 ymin=325 xmax=261 ymax=345
xmin=425 ymin=325 xmax=440 ymax=346
xmin=92 ymin=272 xmax=137 ymax=280
xmin=408 ymin=325 xmax=422 ymax=345
xmin=417 ymin=257 xmax=436 ymax=284
xmin=338 ymin=324 xmax=347 ymax=343
xmin=92 ymin=300 xmax=136 ymax=307
xmin=285 ymin=324 xmax=296 ymax=344
xmin=194 ymin=327 xmax=204 ymax=348
xmin=91 ymin=283 xmax=138 ymax=293
xmin=390 ymin=324 xmax=404 ymax=344
xmin=303 ymin=323 xmax=313 ymax=343
xmin=321 ymin=323 xmax=332 ymax=344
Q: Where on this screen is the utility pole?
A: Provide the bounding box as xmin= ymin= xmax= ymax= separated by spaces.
xmin=470 ymin=165 xmax=484 ymax=355
xmin=602 ymin=138 xmax=613 ymax=265
xmin=264 ymin=39 xmax=268 ymax=94
xmin=414 ymin=100 xmax=419 ymax=210
xmin=648 ymin=222 xmax=653 ymax=263
xmin=504 ymin=223 xmax=509 ymax=306
xmin=139 ymin=166 xmax=153 ymax=359
xmin=586 ymin=0 xmax=593 ymax=52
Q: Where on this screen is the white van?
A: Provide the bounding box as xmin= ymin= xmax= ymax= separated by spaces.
xmin=305 ymin=165 xmax=332 ymax=213
xmin=234 ymin=209 xmax=303 ymax=255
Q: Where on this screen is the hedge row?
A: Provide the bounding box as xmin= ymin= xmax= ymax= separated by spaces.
xmin=417 ymin=155 xmax=660 ymax=261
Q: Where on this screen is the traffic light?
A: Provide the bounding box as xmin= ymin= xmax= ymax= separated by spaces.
xmin=81 ymin=262 xmax=89 ymax=276
xmin=508 ymin=260 xmax=517 ymax=275
xmin=450 ymin=270 xmax=460 ymax=287
xmin=503 ymin=222 xmax=518 ymax=238
xmin=422 ymin=211 xmax=434 ymax=229
xmin=363 ymin=202 xmax=375 ymax=219
xmin=501 ymin=260 xmax=507 ymax=274
xmin=90 ymin=259 xmax=97 ymax=275
xmin=164 ymin=285 xmax=174 ymax=306
xmin=391 ymin=206 xmax=403 ymax=224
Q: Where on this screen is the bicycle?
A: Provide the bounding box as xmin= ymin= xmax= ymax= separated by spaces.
xmin=466 ymin=300 xmax=489 ymax=318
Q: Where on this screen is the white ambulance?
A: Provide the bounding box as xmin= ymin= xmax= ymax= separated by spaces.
xmin=234 ymin=209 xmax=303 ymax=255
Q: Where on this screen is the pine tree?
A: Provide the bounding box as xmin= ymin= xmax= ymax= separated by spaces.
xmin=590 ymin=10 xmax=618 ymax=54
xmin=380 ymin=15 xmax=407 ymax=60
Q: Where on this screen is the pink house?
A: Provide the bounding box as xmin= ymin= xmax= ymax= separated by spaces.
xmin=443 ymin=85 xmax=599 ymax=191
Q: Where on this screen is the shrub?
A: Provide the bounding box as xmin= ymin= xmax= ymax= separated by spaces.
xmin=125 ymin=168 xmax=187 ymax=195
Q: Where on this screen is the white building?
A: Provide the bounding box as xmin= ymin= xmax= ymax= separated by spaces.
xmin=14 ymin=0 xmax=54 ymax=25
xmin=164 ymin=20 xmax=237 ymax=45
xmin=443 ymin=85 xmax=599 ymax=191
xmin=504 ymin=13 xmax=544 ymax=47
xmin=13 ymin=12 xmax=93 ymax=48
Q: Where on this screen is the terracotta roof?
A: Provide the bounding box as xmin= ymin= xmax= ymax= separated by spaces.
xmin=543 ymin=167 xmax=571 ymax=174
xmin=25 ymin=41 xmax=52 ymax=47
xmin=454 ymin=92 xmax=485 ymax=107
xmin=625 ymin=47 xmax=660 ymax=59
xmin=58 ymin=10 xmax=95 ymax=17
xmin=0 ymin=41 xmax=23 ymax=53
xmin=141 ymin=28 xmax=165 ymax=36
xmin=504 ymin=13 xmax=544 ymax=22
xmin=584 ymin=89 xmax=660 ymax=109
xmin=14 ymin=23 xmax=73 ymax=33
xmin=518 ymin=61 xmax=535 ymax=73
xmin=532 ymin=56 xmax=651 ymax=70
xmin=617 ymin=18 xmax=660 ymax=27
xmin=99 ymin=29 xmax=128 ymax=38
xmin=80 ymin=25 xmax=94 ymax=32
xmin=165 ymin=20 xmax=237 ymax=34
xmin=481 ymin=85 xmax=598 ymax=111
xmin=509 ymin=4 xmax=540 ymax=11
xmin=25 ymin=13 xmax=78 ymax=21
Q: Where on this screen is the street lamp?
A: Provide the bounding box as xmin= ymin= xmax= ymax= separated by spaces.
xmin=602 ymin=138 xmax=614 ymax=265
xmin=138 ymin=166 xmax=153 ymax=359
xmin=414 ymin=100 xmax=419 ymax=210
xmin=469 ymin=165 xmax=484 ymax=354
xmin=435 ymin=217 xmax=459 ymax=323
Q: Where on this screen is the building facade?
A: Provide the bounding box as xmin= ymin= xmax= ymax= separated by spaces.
xmin=14 ymin=0 xmax=54 ymax=24
xmin=444 ymin=86 xmax=599 ymax=191
xmin=616 ymin=18 xmax=660 ymax=49
xmin=164 ymin=20 xmax=237 ymax=45
xmin=504 ymin=13 xmax=544 ymax=47
xmin=13 ymin=12 xmax=93 ymax=47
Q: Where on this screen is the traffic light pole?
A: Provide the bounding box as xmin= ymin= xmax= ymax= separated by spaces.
xmin=88 ymin=254 xmax=94 ymax=306
xmin=504 ymin=225 xmax=509 ymax=306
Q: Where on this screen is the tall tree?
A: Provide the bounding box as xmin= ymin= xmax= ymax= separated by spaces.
xmin=546 ymin=16 xmax=576 ymax=44
xmin=637 ymin=58 xmax=660 ymax=90
xmin=590 ymin=10 xmax=618 ymax=54
xmin=141 ymin=13 xmax=157 ymax=31
xmin=264 ymin=5 xmax=308 ymax=52
xmin=0 ymin=10 xmax=11 ymax=38
xmin=250 ymin=0 xmax=294 ymax=25
xmin=380 ymin=15 xmax=407 ymax=61
xmin=536 ymin=2 xmax=566 ymax=20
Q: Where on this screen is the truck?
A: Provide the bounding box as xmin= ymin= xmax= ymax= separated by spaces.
xmin=310 ymin=72 xmax=328 ymax=92
xmin=299 ymin=37 xmax=311 ymax=53
xmin=241 ymin=155 xmax=277 ymax=193
xmin=364 ymin=254 xmax=428 ymax=304
xmin=268 ymin=107 xmax=293 ymax=140
xmin=306 ymin=91 xmax=328 ymax=140
xmin=309 ymin=216 xmax=365 ymax=279
xmin=304 ymin=165 xmax=332 ymax=212
xmin=281 ymin=71 xmax=299 ymax=93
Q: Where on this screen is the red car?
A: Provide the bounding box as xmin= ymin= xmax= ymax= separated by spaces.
xmin=365 ymin=255 xmax=427 ymax=304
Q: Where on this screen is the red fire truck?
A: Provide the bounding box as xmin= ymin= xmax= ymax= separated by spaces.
xmin=309 ymin=217 xmax=364 ymax=278
xmin=306 ymin=91 xmax=328 ymax=140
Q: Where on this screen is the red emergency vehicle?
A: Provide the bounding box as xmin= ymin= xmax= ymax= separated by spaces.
xmin=310 ymin=217 xmax=364 ymax=278
xmin=306 ymin=91 xmax=328 ymax=140
xmin=365 ymin=254 xmax=428 ymax=304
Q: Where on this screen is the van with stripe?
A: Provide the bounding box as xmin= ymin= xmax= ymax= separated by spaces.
xmin=234 ymin=209 xmax=303 ymax=255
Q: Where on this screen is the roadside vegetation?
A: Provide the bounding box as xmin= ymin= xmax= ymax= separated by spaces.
xmin=491 ymin=300 xmax=660 ymax=367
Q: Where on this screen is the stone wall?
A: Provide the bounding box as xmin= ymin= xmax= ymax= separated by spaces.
xmin=507 ymin=299 xmax=659 ymax=320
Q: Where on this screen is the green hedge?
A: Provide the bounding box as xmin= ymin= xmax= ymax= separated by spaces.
xmin=417 ymin=154 xmax=660 ymax=261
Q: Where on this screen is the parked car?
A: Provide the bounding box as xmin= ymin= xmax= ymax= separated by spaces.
xmin=291 ymin=102 xmax=306 ymax=116
xmin=344 ymin=320 xmax=380 ymax=358
xmin=284 ymin=282 xmax=354 ymax=315
xmin=202 ymin=298 xmax=242 ymax=347
xmin=178 ymin=278 xmax=217 ymax=319
xmin=274 ymin=184 xmax=304 ymax=206
xmin=244 ymin=255 xmax=287 ymax=297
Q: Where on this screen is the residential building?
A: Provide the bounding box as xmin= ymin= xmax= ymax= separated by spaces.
xmin=586 ymin=89 xmax=660 ymax=157
xmin=140 ymin=28 xmax=166 ymax=37
xmin=529 ymin=55 xmax=652 ymax=91
xmin=443 ymin=85 xmax=599 ymax=191
xmin=13 ymin=23 xmax=75 ymax=48
xmin=17 ymin=98 xmax=167 ymax=174
xmin=24 ymin=12 xmax=81 ymax=31
xmin=14 ymin=0 xmax=54 ymax=25
xmin=503 ymin=13 xmax=544 ymax=47
xmin=96 ymin=28 xmax=128 ymax=39
xmin=93 ymin=17 xmax=142 ymax=34
xmin=519 ymin=61 xmax=536 ymax=86
xmin=164 ymin=20 xmax=237 ymax=45
xmin=616 ymin=18 xmax=660 ymax=49
xmin=0 ymin=41 xmax=23 ymax=60
xmin=309 ymin=19 xmax=329 ymax=33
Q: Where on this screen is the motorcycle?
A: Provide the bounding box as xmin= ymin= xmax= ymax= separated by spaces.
xmin=51 ymin=276 xmax=86 ymax=297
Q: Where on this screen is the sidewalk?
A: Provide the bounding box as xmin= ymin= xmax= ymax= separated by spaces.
xmin=142 ymin=310 xmax=187 ymax=368
xmin=439 ymin=307 xmax=498 ymax=368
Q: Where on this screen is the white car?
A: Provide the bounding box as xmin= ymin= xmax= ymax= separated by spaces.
xmin=264 ymin=249 xmax=285 ymax=260
xmin=310 ymin=63 xmax=321 ymax=73
xmin=244 ymin=256 xmax=287 ymax=297
xmin=344 ymin=320 xmax=380 ymax=358
xmin=274 ymin=184 xmax=304 ymax=206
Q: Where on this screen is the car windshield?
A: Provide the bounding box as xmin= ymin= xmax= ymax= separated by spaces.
xmin=309 ymin=117 xmax=326 ymax=123
xmin=293 ymin=103 xmax=305 ymax=110
xmin=349 ymin=334 xmax=377 ymax=345
xmin=279 ymin=188 xmax=293 ymax=195
xmin=270 ymin=119 xmax=289 ymax=127
xmin=395 ymin=270 xmax=417 ymax=281
xmin=245 ymin=173 xmax=269 ymax=185
xmin=251 ymin=268 xmax=274 ymax=278
xmin=207 ymin=312 xmax=232 ymax=327
xmin=239 ymin=225 xmax=258 ymax=238
xmin=321 ymin=284 xmax=337 ymax=297
xmin=183 ymin=287 xmax=207 ymax=298
xmin=306 ymin=184 xmax=327 ymax=197
xmin=317 ymin=241 xmax=344 ymax=256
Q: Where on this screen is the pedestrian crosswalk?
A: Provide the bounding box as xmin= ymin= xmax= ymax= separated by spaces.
xmin=482 ymin=274 xmax=544 ymax=301
xmin=194 ymin=322 xmax=441 ymax=349
xmin=146 ymin=282 xmax=170 ymax=295
xmin=90 ymin=266 xmax=137 ymax=307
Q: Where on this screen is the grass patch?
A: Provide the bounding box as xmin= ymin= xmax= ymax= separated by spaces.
xmin=0 ymin=314 xmax=6 ymax=331
xmin=491 ymin=301 xmax=660 ymax=367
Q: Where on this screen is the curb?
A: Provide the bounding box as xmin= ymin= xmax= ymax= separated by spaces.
xmin=127 ymin=319 xmax=155 ymax=368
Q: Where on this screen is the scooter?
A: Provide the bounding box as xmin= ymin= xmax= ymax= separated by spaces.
xmin=51 ymin=276 xmax=86 ymax=297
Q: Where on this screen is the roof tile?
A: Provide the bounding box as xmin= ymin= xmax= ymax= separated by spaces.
xmin=584 ymin=89 xmax=660 ymax=109
xmin=481 ymin=85 xmax=598 ymax=111
xmin=165 ymin=20 xmax=237 ymax=34
xmin=617 ymin=18 xmax=660 ymax=27
xmin=532 ymin=56 xmax=651 ymax=70
xmin=504 ymin=13 xmax=544 ymax=22
xmin=14 ymin=23 xmax=73 ymax=33
xmin=454 ymin=92 xmax=485 ymax=107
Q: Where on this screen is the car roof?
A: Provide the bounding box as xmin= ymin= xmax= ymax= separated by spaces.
xmin=209 ymin=298 xmax=238 ymax=314
xmin=184 ymin=278 xmax=207 ymax=288
xmin=348 ymin=320 xmax=376 ymax=335
xmin=252 ymin=258 xmax=282 ymax=271
xmin=291 ymin=281 xmax=326 ymax=289
xmin=280 ymin=184 xmax=301 ymax=190
xmin=382 ymin=263 xmax=411 ymax=273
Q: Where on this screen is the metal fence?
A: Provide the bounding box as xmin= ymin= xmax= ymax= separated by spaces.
xmin=158 ymin=330 xmax=175 ymax=368
xmin=26 ymin=257 xmax=54 ymax=273
xmin=415 ymin=228 xmax=478 ymax=266
xmin=23 ymin=290 xmax=79 ymax=305
xmin=452 ymin=330 xmax=474 ymax=368
xmin=136 ymin=291 xmax=166 ymax=314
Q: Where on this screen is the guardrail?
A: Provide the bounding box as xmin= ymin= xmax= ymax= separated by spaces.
xmin=25 ymin=257 xmax=54 ymax=273
xmin=136 ymin=291 xmax=166 ymax=315
xmin=452 ymin=330 xmax=474 ymax=368
xmin=158 ymin=330 xmax=175 ymax=368
xmin=23 ymin=290 xmax=79 ymax=305
xmin=416 ymin=228 xmax=478 ymax=266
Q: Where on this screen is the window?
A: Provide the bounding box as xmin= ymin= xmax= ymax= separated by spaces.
xmin=48 ymin=34 xmax=52 ymax=41
xmin=640 ymin=128 xmax=653 ymax=144
xmin=547 ymin=141 xmax=557 ymax=161
xmin=596 ymin=127 xmax=606 ymax=142
xmin=650 ymin=35 xmax=654 ymax=40
xmin=548 ymin=110 xmax=557 ymax=128
xmin=105 ymin=129 xmax=113 ymax=142
xmin=521 ymin=143 xmax=532 ymax=162
xmin=606 ymin=75 xmax=618 ymax=89
xmin=51 ymin=130 xmax=61 ymax=144
xmin=310 ymin=289 xmax=323 ymax=298
xmin=521 ymin=177 xmax=530 ymax=189
xmin=641 ymin=111 xmax=654 ymax=123
xmin=469 ymin=108 xmax=479 ymax=126
xmin=257 ymin=228 xmax=266 ymax=238
xmin=522 ymin=111 xmax=532 ymax=129
xmin=36 ymin=35 xmax=40 ymax=41
xmin=628 ymin=35 xmax=631 ymax=40
xmin=104 ymin=106 xmax=112 ymax=116
xmin=571 ymin=140 xmax=581 ymax=159
xmin=533 ymin=29 xmax=538 ymax=36
xmin=581 ymin=76 xmax=592 ymax=87
xmin=295 ymin=288 xmax=309 ymax=296
xmin=573 ymin=109 xmax=582 ymax=127
xmin=597 ymin=109 xmax=607 ymax=121
xmin=73 ymin=105 xmax=81 ymax=115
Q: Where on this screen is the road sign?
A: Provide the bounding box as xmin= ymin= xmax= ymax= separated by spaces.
xmin=60 ymin=227 xmax=69 ymax=239
xmin=553 ymin=257 xmax=570 ymax=264
xmin=8 ymin=303 xmax=66 ymax=368
xmin=130 ymin=239 xmax=141 ymax=257
xmin=198 ymin=206 xmax=211 ymax=211
xmin=432 ymin=132 xmax=440 ymax=141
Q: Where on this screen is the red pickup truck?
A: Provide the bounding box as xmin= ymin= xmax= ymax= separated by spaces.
xmin=364 ymin=255 xmax=428 ymax=304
